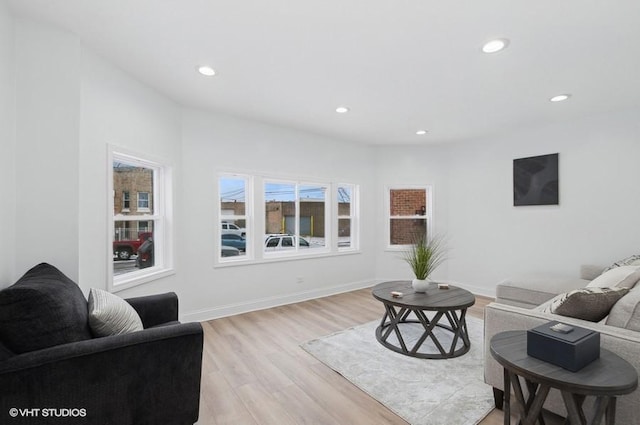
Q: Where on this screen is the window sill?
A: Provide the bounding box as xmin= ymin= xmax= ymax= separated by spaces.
xmin=111 ymin=267 xmax=175 ymax=293
xmin=214 ymin=249 xmax=361 ymax=268
xmin=384 ymin=245 xmax=413 ymax=252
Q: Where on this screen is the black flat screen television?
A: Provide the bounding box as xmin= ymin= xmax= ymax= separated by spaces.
xmin=513 ymin=153 xmax=559 ymax=206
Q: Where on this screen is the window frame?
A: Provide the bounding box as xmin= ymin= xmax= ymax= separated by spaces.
xmin=263 ymin=179 xmax=330 ymax=258
xmin=215 ymin=172 xmax=359 ymax=267
xmin=122 ymin=191 xmax=130 ymax=212
xmin=108 ymin=146 xmax=174 ymax=291
xmin=137 ymin=191 xmax=150 ymax=212
xmin=218 ymin=173 xmax=252 ymax=264
xmin=385 ymin=185 xmax=433 ymax=251
xmin=337 ymin=183 xmax=359 ymax=252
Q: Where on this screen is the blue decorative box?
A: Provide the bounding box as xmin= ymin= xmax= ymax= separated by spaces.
xmin=527 ymin=321 xmax=600 ymax=372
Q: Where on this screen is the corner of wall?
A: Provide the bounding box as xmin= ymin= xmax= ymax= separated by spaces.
xmin=0 ymin=0 xmax=16 ymax=286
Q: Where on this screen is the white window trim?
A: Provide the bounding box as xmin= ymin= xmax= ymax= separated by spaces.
xmin=137 ymin=191 xmax=150 ymax=212
xmin=385 ymin=185 xmax=433 ymax=251
xmin=215 ymin=171 xmax=360 ymax=268
xmin=108 ymin=146 xmax=174 ymax=292
xmin=337 ymin=183 xmax=359 ymax=252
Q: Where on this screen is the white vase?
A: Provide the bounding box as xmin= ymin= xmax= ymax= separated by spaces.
xmin=411 ymin=278 xmax=431 ymax=293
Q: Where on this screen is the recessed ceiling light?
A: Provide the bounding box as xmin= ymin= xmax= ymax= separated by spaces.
xmin=197 ymin=65 xmax=216 ymax=77
xmin=550 ymin=94 xmax=571 ymax=102
xmin=335 ymin=106 xmax=350 ymax=114
xmin=482 ymin=38 xmax=509 ymax=53
xmin=416 ymin=130 xmax=428 ymax=135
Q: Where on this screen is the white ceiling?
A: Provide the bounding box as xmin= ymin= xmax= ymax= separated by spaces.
xmin=7 ymin=0 xmax=640 ymax=145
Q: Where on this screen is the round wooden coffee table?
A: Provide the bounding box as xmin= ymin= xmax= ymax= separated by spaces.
xmin=490 ymin=331 xmax=638 ymax=425
xmin=371 ymin=280 xmax=475 ymax=359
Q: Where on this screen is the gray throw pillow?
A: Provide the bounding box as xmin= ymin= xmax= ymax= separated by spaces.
xmin=547 ymin=287 xmax=629 ymax=322
xmin=606 ymin=287 xmax=640 ymax=331
xmin=88 ymin=288 xmax=144 ymax=337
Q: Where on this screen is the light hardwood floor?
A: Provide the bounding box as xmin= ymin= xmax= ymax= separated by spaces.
xmin=197 ymin=288 xmax=557 ymax=425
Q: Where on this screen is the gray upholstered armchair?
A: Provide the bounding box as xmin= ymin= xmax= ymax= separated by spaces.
xmin=0 ymin=263 xmax=203 ymax=425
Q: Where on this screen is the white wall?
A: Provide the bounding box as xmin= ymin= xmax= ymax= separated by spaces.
xmin=447 ymin=108 xmax=640 ymax=294
xmin=7 ymin=17 xmax=183 ymax=296
xmin=375 ymin=108 xmax=640 ymax=297
xmin=0 ymin=0 xmax=15 ymax=287
xmin=13 ymin=19 xmax=81 ymax=281
xmin=78 ymin=49 xmax=182 ymax=296
xmin=179 ymin=109 xmax=377 ymax=320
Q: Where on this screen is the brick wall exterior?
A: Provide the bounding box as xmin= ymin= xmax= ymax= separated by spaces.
xmin=113 ymin=166 xmax=154 ymax=239
xmin=390 ymin=189 xmax=427 ymax=244
xmin=390 ymin=189 xmax=426 ymax=216
xmin=113 ymin=166 xmax=153 ymax=215
xmin=390 ymin=219 xmax=427 ymax=245
xmin=221 ymin=201 xmax=246 ymax=216
xmin=265 ymin=201 xmax=327 ymax=236
xmin=265 ymin=202 xmax=285 ymax=234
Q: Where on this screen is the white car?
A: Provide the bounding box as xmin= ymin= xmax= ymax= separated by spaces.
xmin=264 ymin=234 xmax=310 ymax=250
xmin=221 ymin=222 xmax=246 ymax=237
xmin=221 ymin=245 xmax=240 ymax=257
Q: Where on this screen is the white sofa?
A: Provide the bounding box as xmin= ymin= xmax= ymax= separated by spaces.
xmin=484 ymin=264 xmax=640 ymax=424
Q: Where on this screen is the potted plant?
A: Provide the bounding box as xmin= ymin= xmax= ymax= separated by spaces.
xmin=402 ymin=234 xmax=445 ymax=293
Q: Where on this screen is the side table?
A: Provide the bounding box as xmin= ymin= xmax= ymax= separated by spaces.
xmin=490 ymin=331 xmax=638 ymax=425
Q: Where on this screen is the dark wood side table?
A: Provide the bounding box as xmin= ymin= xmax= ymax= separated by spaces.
xmin=490 ymin=331 xmax=638 ymax=425
xmin=371 ymin=281 xmax=475 ymax=359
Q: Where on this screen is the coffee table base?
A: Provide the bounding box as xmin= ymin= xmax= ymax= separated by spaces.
xmin=375 ymin=304 xmax=471 ymax=359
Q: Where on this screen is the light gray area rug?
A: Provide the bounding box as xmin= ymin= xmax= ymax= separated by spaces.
xmin=301 ymin=316 xmax=493 ymax=425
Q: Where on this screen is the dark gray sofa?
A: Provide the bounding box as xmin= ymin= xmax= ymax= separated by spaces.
xmin=0 ymin=263 xmax=203 ymax=425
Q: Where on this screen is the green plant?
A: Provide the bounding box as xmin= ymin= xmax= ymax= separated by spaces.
xmin=402 ymin=234 xmax=446 ymax=280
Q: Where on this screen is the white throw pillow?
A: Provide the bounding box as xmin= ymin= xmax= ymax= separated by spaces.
xmin=88 ymin=288 xmax=144 ymax=337
xmin=586 ymin=265 xmax=640 ymax=289
xmin=602 ymin=255 xmax=640 ymax=273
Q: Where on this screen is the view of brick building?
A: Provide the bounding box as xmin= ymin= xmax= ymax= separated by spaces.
xmin=113 ymin=164 xmax=154 ymax=240
xmin=390 ymin=189 xmax=427 ymax=245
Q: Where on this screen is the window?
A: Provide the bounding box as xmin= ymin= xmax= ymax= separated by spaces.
xmin=216 ymin=173 xmax=358 ymax=265
xmin=110 ymin=148 xmax=173 ymax=290
xmin=122 ymin=191 xmax=130 ymax=211
xmin=337 ymin=184 xmax=358 ymax=250
xmin=264 ymin=180 xmax=328 ymax=255
xmin=137 ymin=192 xmax=150 ymax=212
xmin=386 ymin=186 xmax=432 ymax=248
xmin=219 ymin=175 xmax=250 ymax=261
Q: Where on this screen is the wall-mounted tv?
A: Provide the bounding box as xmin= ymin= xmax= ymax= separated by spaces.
xmin=513 ymin=153 xmax=559 ymax=206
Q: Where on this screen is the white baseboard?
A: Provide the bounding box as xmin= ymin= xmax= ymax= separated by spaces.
xmin=180 ymin=279 xmax=376 ymax=322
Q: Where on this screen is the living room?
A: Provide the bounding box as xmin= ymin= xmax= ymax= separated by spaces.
xmin=1 ymin=1 xmax=639 ymax=424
